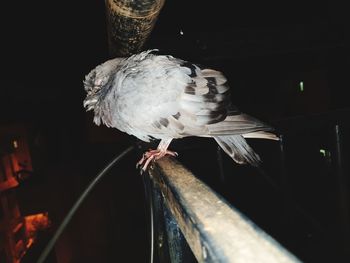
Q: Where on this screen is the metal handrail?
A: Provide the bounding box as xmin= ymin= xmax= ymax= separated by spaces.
xmin=148 ymin=157 xmax=302 ymax=263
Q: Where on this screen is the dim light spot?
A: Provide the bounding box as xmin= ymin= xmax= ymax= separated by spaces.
xmin=319 ymin=149 xmax=326 ymax=156
xmin=299 ymin=81 xmax=304 ymax=92
xmin=13 ymin=140 xmax=18 ymax=148
xmin=179 ymin=29 xmax=184 ymax=35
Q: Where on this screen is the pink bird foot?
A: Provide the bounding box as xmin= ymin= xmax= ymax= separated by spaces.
xmin=136 ymin=149 xmax=178 ymax=172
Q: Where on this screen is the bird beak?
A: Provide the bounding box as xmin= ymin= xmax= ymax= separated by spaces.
xmin=83 ymin=97 xmax=98 ymax=110
xmin=83 ymin=99 xmax=90 ymax=108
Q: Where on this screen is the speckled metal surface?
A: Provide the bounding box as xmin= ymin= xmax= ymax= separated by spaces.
xmin=149 ymin=157 xmax=301 ymax=263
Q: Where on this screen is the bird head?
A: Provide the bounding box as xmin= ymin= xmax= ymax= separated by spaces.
xmin=83 ymin=58 xmax=125 ymax=111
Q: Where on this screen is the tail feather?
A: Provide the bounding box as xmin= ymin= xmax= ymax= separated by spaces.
xmin=208 ymin=114 xmax=274 ymax=135
xmin=242 ymin=131 xmax=280 ymax=141
xmin=214 ymin=135 xmax=261 ymax=167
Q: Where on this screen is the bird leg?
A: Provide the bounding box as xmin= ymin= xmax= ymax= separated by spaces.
xmin=137 ymin=149 xmax=178 ymax=171
xmin=137 ymin=139 xmax=176 ymax=172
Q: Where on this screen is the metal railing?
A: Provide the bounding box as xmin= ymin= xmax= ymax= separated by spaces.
xmin=145 ymin=157 xmax=302 ymax=263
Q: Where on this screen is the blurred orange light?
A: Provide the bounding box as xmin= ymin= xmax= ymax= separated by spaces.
xmin=24 ymin=212 xmax=51 ymax=238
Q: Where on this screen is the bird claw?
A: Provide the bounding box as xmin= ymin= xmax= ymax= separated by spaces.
xmin=136 ymin=149 xmax=178 ymax=173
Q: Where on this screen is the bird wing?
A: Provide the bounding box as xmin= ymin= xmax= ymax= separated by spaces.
xmin=103 ymin=51 xmax=274 ymax=143
xmin=112 ymin=53 xmax=236 ymax=140
xmin=170 ymin=60 xmax=275 ymax=138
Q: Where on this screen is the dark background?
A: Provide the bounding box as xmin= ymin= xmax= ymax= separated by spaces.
xmin=1 ymin=1 xmax=349 ymax=262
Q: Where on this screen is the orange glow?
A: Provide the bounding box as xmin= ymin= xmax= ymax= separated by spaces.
xmin=14 ymin=213 xmax=51 ymax=261
xmin=24 ymin=212 xmax=51 ymax=239
xmin=26 ymin=238 xmax=34 ymax=249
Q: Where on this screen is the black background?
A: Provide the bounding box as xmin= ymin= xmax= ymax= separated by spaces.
xmin=1 ymin=1 xmax=349 ymax=262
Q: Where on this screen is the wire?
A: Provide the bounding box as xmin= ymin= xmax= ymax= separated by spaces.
xmin=37 ymin=145 xmax=135 ymax=263
xmin=142 ymin=172 xmax=154 ymax=263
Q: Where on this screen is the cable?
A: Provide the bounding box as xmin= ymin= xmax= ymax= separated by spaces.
xmin=137 ymin=140 xmax=154 ymax=263
xmin=37 ymin=145 xmax=135 ymax=263
xmin=142 ymin=173 xmax=154 ymax=263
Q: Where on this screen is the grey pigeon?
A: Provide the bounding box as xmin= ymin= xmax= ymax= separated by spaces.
xmin=83 ymin=50 xmax=278 ymax=170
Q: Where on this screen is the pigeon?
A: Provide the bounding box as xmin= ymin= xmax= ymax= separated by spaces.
xmin=83 ymin=50 xmax=278 ymax=171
